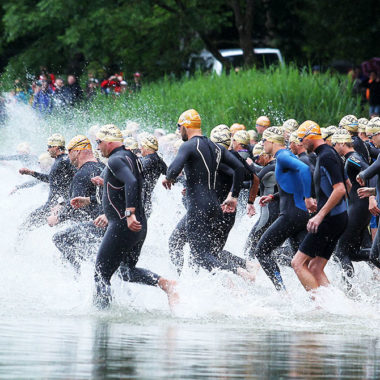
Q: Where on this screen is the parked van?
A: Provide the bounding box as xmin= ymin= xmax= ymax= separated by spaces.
xmin=188 ymin=48 xmax=284 ymax=75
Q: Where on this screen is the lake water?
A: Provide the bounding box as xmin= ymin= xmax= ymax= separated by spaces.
xmin=1 ymin=101 xmax=380 ymax=379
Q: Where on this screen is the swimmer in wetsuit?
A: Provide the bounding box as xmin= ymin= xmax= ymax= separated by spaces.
xmin=163 ymin=109 xmax=245 ymax=273
xmin=19 ymin=133 xmax=76 ymax=229
xmin=139 ymin=134 xmax=167 ymax=218
xmin=47 ymin=135 xmax=105 ymax=271
xmin=249 ymin=127 xmax=313 ymax=291
xmin=331 ymin=130 xmax=373 ymax=285
xmin=292 ymin=121 xmax=349 ymax=293
xmin=93 ymin=124 xmax=178 ymax=309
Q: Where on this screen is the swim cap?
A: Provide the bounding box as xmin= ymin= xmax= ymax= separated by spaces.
xmin=16 ymin=142 xmax=31 ymax=154
xmin=339 ymin=115 xmax=358 ymax=132
xmin=124 ymin=137 xmax=139 ymax=150
xmin=252 ymin=141 xmax=264 ymax=156
xmin=248 ymin=130 xmax=258 ymax=140
xmin=67 ymin=135 xmax=92 ymax=151
xmin=140 ymin=134 xmax=158 ymax=151
xmin=233 ymin=130 xmax=250 ymax=145
xmin=256 ymin=116 xmax=271 ymax=128
xmin=323 ymin=125 xmax=338 ymax=141
xmin=366 ymin=117 xmax=380 ymax=136
xmin=121 ymin=129 xmax=133 ymax=138
xmin=210 ymin=128 xmax=231 ymax=149
xmin=282 ymin=119 xmax=299 ymax=132
xmin=38 ymin=152 xmax=54 ymax=166
xmin=297 ymin=120 xmax=322 ymax=141
xmin=230 ymin=123 xmax=246 ymax=134
xmin=47 ymin=133 xmax=65 ymax=147
xmin=358 ymin=118 xmax=369 ymax=133
xmin=96 ymin=124 xmax=124 ymax=142
xmin=289 ymin=131 xmax=299 ymax=144
xmin=154 ymin=128 xmax=166 ymax=137
xmin=331 ymin=129 xmax=353 ymax=144
xmin=125 ymin=121 xmax=140 ymax=133
xmin=178 ymin=109 xmax=201 ymax=129
xmin=87 ymin=125 xmax=99 ymax=140
xmin=262 ymin=126 xmax=285 ymax=144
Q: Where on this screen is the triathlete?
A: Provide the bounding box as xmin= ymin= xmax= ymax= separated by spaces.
xmin=249 ymin=127 xmax=313 ymax=290
xmin=19 ymin=133 xmax=76 ymax=229
xmin=292 ymin=121 xmax=349 ymax=293
xmin=48 ymin=136 xmax=105 ymax=270
xmin=163 ymin=109 xmax=245 ymax=273
xmin=289 ymin=131 xmax=315 ymax=171
xmin=93 ymin=124 xmax=177 ymax=309
xmin=255 ymin=116 xmax=271 ymax=137
xmin=331 ymin=129 xmax=372 ymax=284
xmin=139 ymin=134 xmax=167 ymax=218
xmin=0 ymin=142 xmax=38 ymax=167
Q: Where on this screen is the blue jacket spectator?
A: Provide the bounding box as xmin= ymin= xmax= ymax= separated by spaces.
xmin=32 ymin=81 xmax=53 ymax=114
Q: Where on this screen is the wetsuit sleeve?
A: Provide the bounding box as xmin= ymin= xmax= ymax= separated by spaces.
xmin=166 ymin=143 xmax=191 ymax=181
xmin=220 ymin=148 xmax=245 ymax=198
xmin=109 ymin=156 xmax=139 ymax=209
xmin=366 ymin=142 xmax=380 ymax=160
xmin=280 ymin=152 xmax=312 ymax=198
xmin=360 ymin=158 xmax=380 ymax=181
xmin=31 ymin=170 xmax=49 ymax=183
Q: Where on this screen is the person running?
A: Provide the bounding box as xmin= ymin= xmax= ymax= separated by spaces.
xmin=289 ymin=131 xmax=315 ymax=171
xmin=0 ymin=142 xmax=38 ymax=167
xmin=331 ymin=129 xmax=372 ymax=286
xmin=139 ymin=134 xmax=167 ymax=218
xmin=19 ymin=134 xmax=76 ymax=229
xmin=47 ymin=135 xmax=105 ymax=271
xmin=292 ymin=121 xmax=349 ymax=293
xmin=163 ymin=109 xmax=245 ymax=273
xmin=93 ymin=124 xmax=178 ymax=309
xmin=249 ymin=127 xmax=313 ymax=291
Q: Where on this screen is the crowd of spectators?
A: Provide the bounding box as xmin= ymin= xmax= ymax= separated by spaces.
xmin=7 ymin=69 xmax=143 ymax=115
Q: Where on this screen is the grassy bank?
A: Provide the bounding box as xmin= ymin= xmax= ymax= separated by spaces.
xmin=41 ymin=65 xmax=363 ymax=135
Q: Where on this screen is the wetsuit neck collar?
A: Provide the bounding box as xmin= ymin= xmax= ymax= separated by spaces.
xmin=344 ymin=151 xmax=354 ymax=160
xmin=109 ymin=145 xmax=125 ymax=157
xmin=274 ymin=148 xmax=287 ymax=158
xmin=314 ymin=143 xmax=327 ymax=155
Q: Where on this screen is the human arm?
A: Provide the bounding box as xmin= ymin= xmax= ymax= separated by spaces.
xmin=358 ymin=157 xmax=380 ymax=183
xmin=164 ymin=143 xmax=191 ymax=189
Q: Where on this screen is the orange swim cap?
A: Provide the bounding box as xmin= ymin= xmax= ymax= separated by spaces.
xmin=67 ymin=135 xmax=92 ymax=151
xmin=297 ymin=120 xmax=322 ymax=141
xmin=178 ymin=109 xmax=201 ymax=129
xmin=256 ymin=116 xmax=271 ymax=128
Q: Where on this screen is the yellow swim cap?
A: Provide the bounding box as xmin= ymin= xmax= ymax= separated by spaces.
xmin=233 ymin=130 xmax=250 ymax=145
xmin=366 ymin=117 xmax=380 ymax=136
xmin=124 ymin=137 xmax=139 ymax=150
xmin=140 ymin=134 xmax=158 ymax=151
xmin=252 ymin=141 xmax=264 ymax=156
xmin=96 ymin=124 xmax=124 ymax=142
xmin=331 ymin=129 xmax=353 ymax=144
xmin=48 ymin=133 xmax=65 ymax=147
xmin=297 ymin=120 xmax=322 ymax=141
xmin=67 ymin=135 xmax=92 ymax=151
xmin=213 ymin=124 xmax=230 ymax=133
xmin=339 ymin=115 xmax=358 ymax=132
xmin=178 ymin=109 xmax=201 ymax=129
xmin=282 ymin=119 xmax=299 ymax=132
xmin=289 ymin=131 xmax=299 ymax=144
xmin=358 ymin=118 xmax=369 ymax=133
xmin=256 ymin=116 xmax=271 ymax=128
xmin=263 ymin=126 xmax=285 ymax=144
xmin=210 ymin=129 xmax=231 ymax=149
xmin=323 ymin=125 xmax=338 ymax=141
xmin=16 ymin=142 xmax=31 ymax=154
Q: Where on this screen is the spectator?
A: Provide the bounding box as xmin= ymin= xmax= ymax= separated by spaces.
xmin=120 ymin=80 xmax=129 ymax=94
xmin=132 ymin=72 xmax=142 ymax=92
xmin=52 ymin=78 xmax=70 ymax=108
xmin=363 ymin=71 xmax=380 ymax=117
xmin=32 ymin=80 xmax=53 ymax=114
xmin=86 ymin=78 xmax=99 ymax=100
xmin=66 ymin=75 xmax=83 ymax=106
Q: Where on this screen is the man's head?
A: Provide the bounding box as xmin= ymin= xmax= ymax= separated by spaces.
xmin=67 ymin=75 xmax=76 ymax=85
xmin=16 ymin=142 xmax=31 ymax=155
xmin=210 ymin=127 xmax=231 ymax=149
xmin=297 ymin=120 xmax=323 ymax=153
xmin=67 ymin=135 xmax=92 ymax=167
xmin=366 ymin=117 xmax=380 ymax=148
xmin=232 ymin=130 xmax=250 ymax=151
xmin=177 ymin=109 xmax=201 ymax=142
xmin=339 ymin=114 xmax=358 ymax=134
xmin=140 ymin=134 xmax=158 ymax=156
xmin=55 ymin=78 xmax=64 ymax=89
xmin=331 ymin=129 xmax=354 ymax=156
xmin=41 ymin=80 xmax=49 ymax=91
xmin=255 ymin=116 xmax=271 ymax=135
xmin=322 ymin=125 xmax=338 ymax=146
xmin=47 ymin=133 xmax=65 ymax=158
xmin=96 ymin=124 xmax=124 ymax=158
xmin=252 ymin=141 xmax=271 ymax=166
xmin=358 ymin=117 xmax=369 ymax=141
xmin=289 ymin=131 xmax=302 ymax=155
xmin=262 ymin=126 xmax=285 ymax=155
xmin=282 ymin=119 xmax=299 ymax=141
xmin=248 ymin=129 xmax=258 ymax=145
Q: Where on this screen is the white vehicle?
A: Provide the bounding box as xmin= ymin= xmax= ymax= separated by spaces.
xmin=188 ymin=48 xmax=284 ymax=75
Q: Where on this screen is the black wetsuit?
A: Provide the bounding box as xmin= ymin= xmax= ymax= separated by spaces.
xmin=24 ymin=153 xmax=76 ymax=228
xmin=353 ymin=135 xmax=371 ymax=165
xmin=299 ymin=144 xmax=348 ymax=260
xmin=365 ymin=141 xmax=380 ymax=162
xmin=141 ymin=152 xmax=167 ymax=218
xmin=250 ymin=149 xmax=311 ymax=290
xmin=245 ymin=160 xmax=279 ymax=257
xmin=52 ymin=161 xmax=105 ymax=270
xmin=358 ymin=153 xmax=380 ymax=268
xmin=166 ymin=136 xmax=245 ymax=272
xmin=94 ymin=146 xmax=161 ymax=307
xmin=334 ymin=151 xmax=372 ymax=279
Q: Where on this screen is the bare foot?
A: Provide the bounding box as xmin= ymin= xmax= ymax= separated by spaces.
xmin=237 ymin=267 xmax=256 ymax=283
xmin=246 ymin=261 xmax=261 ymax=276
xmin=158 ymin=278 xmax=180 ymax=310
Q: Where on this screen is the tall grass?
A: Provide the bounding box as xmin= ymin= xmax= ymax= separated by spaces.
xmin=43 ymin=65 xmax=362 ymax=135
